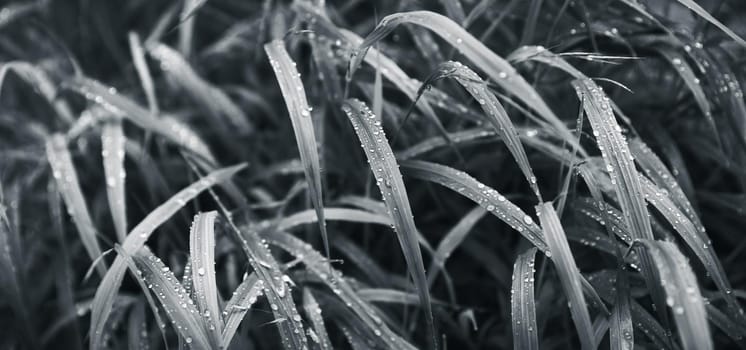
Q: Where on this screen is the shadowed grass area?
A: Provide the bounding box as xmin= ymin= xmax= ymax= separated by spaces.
xmin=1 ymin=0 xmax=746 ymax=349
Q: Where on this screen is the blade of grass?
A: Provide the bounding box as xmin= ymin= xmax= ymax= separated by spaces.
xmin=102 ymin=118 xmax=127 ymax=243
xmin=417 ymin=61 xmax=542 ymax=198
xmin=222 ymin=272 xmax=263 ymax=345
xmin=265 ymin=230 xmax=418 ymax=350
xmin=536 ymin=202 xmax=594 ymax=350
xmin=347 ymin=11 xmax=582 ymax=154
xmin=264 ymin=39 xmax=330 ymax=271
xmin=303 ymin=289 xmax=332 ymax=350
xmin=46 ymin=133 xmax=107 ymax=278
xmin=427 ymin=206 xmax=487 ymax=287
xmin=674 ymin=0 xmax=746 ymax=47
xmin=148 ymin=43 xmax=252 ymax=134
xmin=128 ymin=32 xmax=159 ymax=115
xmin=629 ymin=240 xmax=713 ymax=350
xmin=511 ymin=247 xmax=539 ymax=350
xmin=66 ymin=76 xmax=217 ymax=165
xmin=88 ymin=163 xmax=246 ymax=350
xmin=341 ymin=98 xmax=437 ymax=350
xmin=0 ymin=61 xmax=75 ymax=123
xmin=188 ymin=211 xmax=224 ymax=348
xmin=119 ymin=245 xmax=212 ymax=348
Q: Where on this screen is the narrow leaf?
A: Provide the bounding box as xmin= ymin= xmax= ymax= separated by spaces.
xmin=341 ymin=98 xmax=436 ymax=349
xmin=511 ymin=247 xmax=539 ymax=350
xmin=102 ymin=118 xmax=128 ymax=242
xmin=188 ymin=211 xmax=224 ymax=347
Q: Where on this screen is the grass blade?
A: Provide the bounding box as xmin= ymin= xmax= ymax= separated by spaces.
xmin=401 ymin=159 xmax=548 ymax=251
xmin=120 ymin=245 xmax=212 ymax=348
xmin=237 ymin=227 xmax=308 ymax=350
xmin=265 ymin=231 xmax=417 ymax=350
xmin=629 ymin=240 xmax=713 ymax=350
xmin=46 ymin=133 xmax=107 ymax=278
xmin=674 ymin=0 xmax=746 ymax=47
xmin=128 ymin=32 xmax=159 ymax=114
xmin=303 ymin=289 xmax=332 ymax=350
xmin=67 ymin=76 xmax=217 ymax=165
xmin=341 ymin=98 xmax=436 ymax=349
xmin=88 ymin=163 xmax=246 ymax=350
xmin=264 ymin=39 xmax=330 ymax=269
xmin=101 ymin=118 xmax=127 ymax=242
xmin=511 ymin=247 xmax=539 ymax=350
xmin=536 ymin=202 xmax=594 ymax=350
xmin=427 ymin=206 xmax=487 ymax=287
xmin=347 ymin=11 xmax=581 ymax=151
xmin=188 ymin=211 xmax=224 ymax=347
xmin=222 ymin=273 xmax=263 ymax=345
xmin=418 ymin=61 xmax=541 ymax=198
xmin=0 ymin=61 xmax=75 ymax=123
xmin=148 ymin=43 xmax=252 ymax=134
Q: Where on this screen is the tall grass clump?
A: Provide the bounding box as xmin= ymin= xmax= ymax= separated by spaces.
xmin=1 ymin=0 xmax=745 ymax=349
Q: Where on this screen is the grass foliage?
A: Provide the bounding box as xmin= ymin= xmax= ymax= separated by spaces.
xmin=1 ymin=0 xmax=746 ymax=349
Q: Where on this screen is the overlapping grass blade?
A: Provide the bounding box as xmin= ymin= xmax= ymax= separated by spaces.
xmin=237 ymin=227 xmax=307 ymax=350
xmin=536 ymin=202 xmax=594 ymax=350
xmin=46 ymin=134 xmax=107 ymax=277
xmin=0 ymin=61 xmax=74 ymax=123
xmin=0 ymin=185 xmax=37 ymax=349
xmin=66 ymin=77 xmax=216 ymax=165
xmin=148 ymin=43 xmax=252 ymax=134
xmin=401 ymin=159 xmax=547 ymax=251
xmin=265 ymin=39 xmax=331 ymax=267
xmin=341 ymin=98 xmax=436 ymax=349
xmin=101 ymin=118 xmax=127 ymax=242
xmin=629 ymin=240 xmax=713 ymax=350
xmin=275 ymin=207 xmax=391 ymax=231
xmin=89 ymin=163 xmax=246 ymax=350
xmin=128 ymin=32 xmax=159 ymax=114
xmin=427 ymin=206 xmax=487 ymax=286
xmin=674 ymin=0 xmax=746 ymax=47
xmin=338 ymin=29 xmax=454 ymax=148
xmin=188 ymin=211 xmax=223 ymax=347
xmin=417 ymin=61 xmax=541 ymax=198
xmin=127 ymin=300 xmax=149 ymax=350
xmin=120 ymin=245 xmax=212 ymax=349
xmin=347 ymin=10 xmax=580 ymax=151
xmin=303 ymin=289 xmax=332 ymax=350
xmin=222 ymin=273 xmax=263 ymax=345
xmin=510 ymin=247 xmax=539 ymax=350
xmin=265 ymin=231 xmax=417 ymax=350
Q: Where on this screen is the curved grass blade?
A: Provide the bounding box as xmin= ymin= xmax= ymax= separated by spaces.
xmin=0 ymin=62 xmax=75 ymax=123
xmin=511 ymin=247 xmax=539 ymax=350
xmin=572 ymin=79 xmax=653 ymax=238
xmin=188 ymin=211 xmax=224 ymax=347
xmin=122 ymin=246 xmax=212 ymax=349
xmin=222 ymin=273 xmax=263 ymax=345
xmin=418 ymin=61 xmax=541 ymax=198
xmin=427 ymin=206 xmax=487 ymax=287
xmin=66 ymin=77 xmax=216 ymax=165
xmin=89 ymin=163 xmax=246 ymax=350
xmin=237 ymin=227 xmax=308 ymax=350
xmin=401 ymin=159 xmax=547 ymax=251
xmin=275 ymin=207 xmax=391 ymax=231
xmin=265 ymin=231 xmax=417 ymax=350
xmin=536 ymin=202 xmax=594 ymax=350
xmin=347 ymin=11 xmax=581 ymax=152
xmin=588 ymin=270 xmax=678 ymax=350
xmin=148 ymin=43 xmax=252 ymax=134
xmin=46 ymin=134 xmax=107 ymax=278
xmin=102 ymin=118 xmax=127 ymax=242
xmin=341 ymin=98 xmax=436 ymax=349
xmin=264 ymin=39 xmax=330 ymax=268
xmin=303 ymin=289 xmax=332 ymax=350
xmin=338 ymin=29 xmax=454 ymax=150
xmin=674 ymin=0 xmax=746 ymax=47
xmin=629 ymin=240 xmax=713 ymax=350
xmin=128 ymin=32 xmax=159 ymax=114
